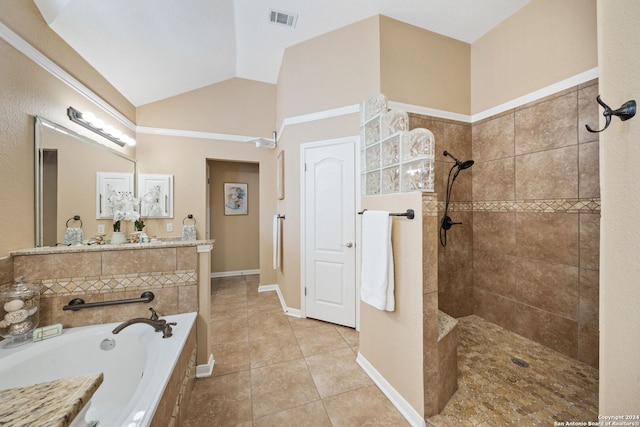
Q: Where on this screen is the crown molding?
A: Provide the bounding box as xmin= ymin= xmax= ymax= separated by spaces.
xmin=136 ymin=126 xmax=252 ymax=142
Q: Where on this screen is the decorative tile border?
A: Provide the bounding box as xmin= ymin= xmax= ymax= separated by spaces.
xmin=37 ymin=269 xmax=197 ymax=298
xmin=422 ymin=194 xmax=439 ymax=217
xmin=437 ymin=198 xmax=600 ymax=214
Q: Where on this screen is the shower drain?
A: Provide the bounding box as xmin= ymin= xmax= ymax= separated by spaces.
xmin=511 ymin=357 xmax=529 ymax=368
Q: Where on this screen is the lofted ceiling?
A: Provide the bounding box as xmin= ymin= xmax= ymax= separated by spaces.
xmin=33 ymin=0 xmax=531 ymax=107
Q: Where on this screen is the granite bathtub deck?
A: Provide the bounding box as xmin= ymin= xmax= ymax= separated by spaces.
xmin=0 ymin=373 xmax=103 ymax=427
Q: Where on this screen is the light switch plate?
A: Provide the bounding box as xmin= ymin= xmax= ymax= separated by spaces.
xmin=167 ymin=223 xmax=173 ymax=232
xmin=98 ymin=224 xmax=105 ymax=234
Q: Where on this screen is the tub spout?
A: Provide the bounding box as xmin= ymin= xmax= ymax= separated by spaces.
xmin=112 ymin=318 xmax=167 ymax=334
xmin=112 ymin=308 xmax=174 ymax=337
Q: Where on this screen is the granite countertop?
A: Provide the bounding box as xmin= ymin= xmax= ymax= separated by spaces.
xmin=10 ymin=239 xmax=215 ymax=256
xmin=0 ymin=373 xmax=103 ymax=427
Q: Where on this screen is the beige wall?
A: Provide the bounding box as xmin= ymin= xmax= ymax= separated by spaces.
xmin=380 ymin=16 xmax=470 ymax=115
xmin=0 ymin=7 xmax=136 ymax=257
xmin=471 ymin=0 xmax=598 ymax=114
xmin=134 ymin=134 xmax=277 ymax=284
xmin=598 ymin=0 xmax=640 ymax=413
xmin=275 ymin=115 xmax=361 ymax=305
xmin=137 ymin=78 xmax=275 ymax=136
xmin=359 ymin=192 xmax=426 ymax=416
xmin=276 ymin=15 xmax=473 ymax=309
xmin=0 ymin=1 xmax=135 ymax=121
xmin=275 ymin=16 xmax=381 ymax=304
xmin=135 ymin=77 xmax=277 ymax=282
xmin=276 ymin=15 xmax=380 ymax=120
xmin=209 ymin=160 xmax=260 ymax=273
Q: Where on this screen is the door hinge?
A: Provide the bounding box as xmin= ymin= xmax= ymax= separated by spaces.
xmin=304 ymin=163 xmax=307 ymax=172
xmin=304 ymin=287 xmax=307 ymax=296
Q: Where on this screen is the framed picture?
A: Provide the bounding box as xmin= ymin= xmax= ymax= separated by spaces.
xmin=277 ymin=151 xmax=285 ymax=200
xmin=224 ymin=182 xmax=248 ymax=215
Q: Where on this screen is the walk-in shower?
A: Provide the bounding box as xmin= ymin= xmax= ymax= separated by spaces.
xmin=440 ymin=151 xmax=474 ymax=247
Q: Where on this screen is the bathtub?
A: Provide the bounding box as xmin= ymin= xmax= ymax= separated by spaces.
xmin=0 ymin=311 xmax=196 ymax=427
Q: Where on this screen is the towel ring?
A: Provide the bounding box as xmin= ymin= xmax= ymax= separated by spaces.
xmin=183 ymin=214 xmax=196 ymax=225
xmin=66 ymin=215 xmax=82 ymax=228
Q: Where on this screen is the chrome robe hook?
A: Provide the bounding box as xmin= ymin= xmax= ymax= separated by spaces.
xmin=586 ymin=95 xmax=636 ymax=133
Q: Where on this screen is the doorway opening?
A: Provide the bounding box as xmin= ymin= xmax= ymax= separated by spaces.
xmin=207 ymin=159 xmax=260 ymax=277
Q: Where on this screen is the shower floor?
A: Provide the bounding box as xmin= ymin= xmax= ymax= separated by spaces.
xmin=428 ymin=315 xmax=599 ymax=427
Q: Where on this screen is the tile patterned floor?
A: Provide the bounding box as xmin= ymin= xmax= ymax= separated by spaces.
xmin=184 ymin=276 xmax=599 ymax=426
xmin=427 ymin=316 xmax=599 ymax=427
xmin=183 ymin=275 xmax=409 ymax=426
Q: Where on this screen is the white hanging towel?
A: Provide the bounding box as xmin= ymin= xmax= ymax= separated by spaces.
xmin=273 ymin=214 xmax=281 ymax=269
xmin=360 ymin=210 xmax=395 ymax=311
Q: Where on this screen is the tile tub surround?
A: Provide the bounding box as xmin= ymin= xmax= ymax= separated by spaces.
xmin=2 ymin=240 xmax=214 ymax=368
xmin=0 ymin=373 xmax=103 ymax=427
xmin=151 ymin=322 xmax=197 ymax=427
xmin=6 ymin=241 xmax=207 ymax=328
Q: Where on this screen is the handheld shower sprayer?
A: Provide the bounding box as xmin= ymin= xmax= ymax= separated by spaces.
xmin=440 ymin=151 xmax=474 ymax=247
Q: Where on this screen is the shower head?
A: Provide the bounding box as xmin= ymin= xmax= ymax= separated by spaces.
xmin=458 ymin=160 xmax=474 ymax=170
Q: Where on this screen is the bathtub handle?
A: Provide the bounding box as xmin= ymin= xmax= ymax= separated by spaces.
xmin=62 ymin=291 xmax=155 ymax=311
xmin=163 ymin=322 xmax=177 ymax=338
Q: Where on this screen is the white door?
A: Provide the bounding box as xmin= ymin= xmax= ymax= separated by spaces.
xmin=302 ymin=139 xmax=357 ymax=327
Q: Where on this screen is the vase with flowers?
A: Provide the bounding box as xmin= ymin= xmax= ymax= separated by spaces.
xmin=106 ymin=190 xmax=139 ymax=244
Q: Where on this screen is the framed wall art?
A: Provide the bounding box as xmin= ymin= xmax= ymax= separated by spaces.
xmin=224 ymin=182 xmax=248 ymax=215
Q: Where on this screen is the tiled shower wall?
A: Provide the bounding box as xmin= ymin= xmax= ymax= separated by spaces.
xmin=408 ymin=114 xmax=474 ymax=319
xmin=409 ymin=79 xmax=600 ymax=368
xmin=472 ymin=80 xmax=600 ymax=368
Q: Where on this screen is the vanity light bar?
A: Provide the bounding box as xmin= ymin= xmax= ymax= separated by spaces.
xmin=66 ymin=106 xmax=135 ymax=147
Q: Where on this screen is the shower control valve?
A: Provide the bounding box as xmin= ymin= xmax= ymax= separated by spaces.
xmin=441 ymin=215 xmax=462 ymax=231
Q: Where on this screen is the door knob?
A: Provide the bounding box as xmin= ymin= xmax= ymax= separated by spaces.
xmin=345 ymin=242 xmax=353 ymax=248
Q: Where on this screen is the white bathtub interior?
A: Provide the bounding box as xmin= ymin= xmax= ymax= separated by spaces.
xmin=0 ymin=311 xmax=196 ymax=427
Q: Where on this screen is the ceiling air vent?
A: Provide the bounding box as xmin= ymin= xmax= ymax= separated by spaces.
xmin=269 ymin=9 xmax=297 ymax=28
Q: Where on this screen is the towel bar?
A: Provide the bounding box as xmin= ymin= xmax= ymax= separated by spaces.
xmin=358 ymin=209 xmax=414 ymax=220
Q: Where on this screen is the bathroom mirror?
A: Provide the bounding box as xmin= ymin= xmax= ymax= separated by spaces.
xmin=35 ymin=116 xmax=136 ymax=247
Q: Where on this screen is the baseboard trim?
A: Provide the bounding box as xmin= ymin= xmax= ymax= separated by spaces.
xmin=211 ymin=269 xmax=260 ymax=278
xmin=258 ymin=284 xmax=303 ymax=318
xmin=195 ymin=354 xmax=215 ymax=378
xmin=356 ymin=353 xmax=426 ymax=427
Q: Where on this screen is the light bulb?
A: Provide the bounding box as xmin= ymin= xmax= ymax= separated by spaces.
xmin=93 ymin=118 xmax=104 ymax=129
xmin=82 ymin=111 xmax=96 ymax=123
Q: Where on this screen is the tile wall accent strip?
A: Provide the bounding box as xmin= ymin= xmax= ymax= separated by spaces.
xmin=37 ymin=269 xmax=197 ymax=297
xmin=422 ymin=196 xmax=439 ymax=217
xmin=437 ymin=198 xmax=600 ymax=213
